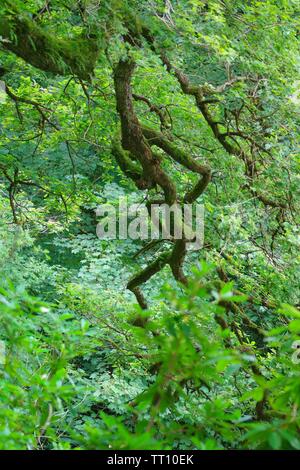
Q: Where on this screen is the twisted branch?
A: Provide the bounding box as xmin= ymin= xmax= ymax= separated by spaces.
xmin=113 ymin=58 xmax=211 ymax=309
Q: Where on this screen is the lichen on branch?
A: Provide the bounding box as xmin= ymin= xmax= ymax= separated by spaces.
xmin=0 ymin=5 xmax=99 ymax=79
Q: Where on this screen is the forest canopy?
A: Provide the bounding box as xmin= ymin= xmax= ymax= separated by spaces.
xmin=0 ymin=0 xmax=299 ymax=451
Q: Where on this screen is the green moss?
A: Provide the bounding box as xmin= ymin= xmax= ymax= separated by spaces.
xmin=111 ymin=134 xmax=143 ymax=182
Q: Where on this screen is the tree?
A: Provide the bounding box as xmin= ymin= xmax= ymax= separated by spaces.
xmin=0 ymin=0 xmax=299 ymax=312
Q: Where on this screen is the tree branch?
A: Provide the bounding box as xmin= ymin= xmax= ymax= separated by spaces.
xmin=0 ymin=3 xmax=99 ymax=79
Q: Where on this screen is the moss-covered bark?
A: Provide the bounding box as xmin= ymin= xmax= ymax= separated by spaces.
xmin=112 ymin=57 xmax=213 ymax=308
xmin=0 ymin=7 xmax=99 ymax=79
xmin=113 ymin=59 xmax=177 ymax=205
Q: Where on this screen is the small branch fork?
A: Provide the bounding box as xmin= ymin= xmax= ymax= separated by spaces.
xmin=4 ymin=83 xmax=60 ymax=130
